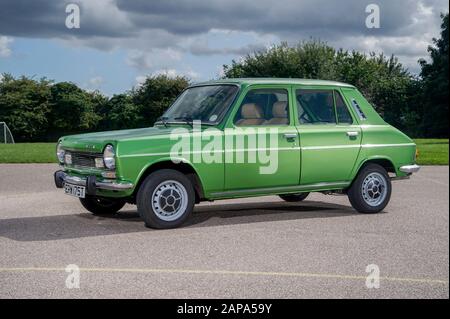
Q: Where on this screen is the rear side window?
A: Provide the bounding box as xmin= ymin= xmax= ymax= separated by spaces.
xmin=296 ymin=90 xmax=336 ymax=124
xmin=351 ymin=99 xmax=367 ymax=120
xmin=335 ymin=91 xmax=353 ymax=124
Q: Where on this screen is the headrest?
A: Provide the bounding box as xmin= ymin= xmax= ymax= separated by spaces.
xmin=240 ymin=103 xmax=264 ymax=119
xmin=272 ymin=101 xmax=288 ymax=117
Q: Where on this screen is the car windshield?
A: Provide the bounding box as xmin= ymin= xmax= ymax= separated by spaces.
xmin=158 ymin=85 xmax=239 ymax=125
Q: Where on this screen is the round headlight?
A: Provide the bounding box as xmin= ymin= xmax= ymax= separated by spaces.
xmin=103 ymin=144 xmax=115 ymax=169
xmin=56 ymin=142 xmax=65 ymax=163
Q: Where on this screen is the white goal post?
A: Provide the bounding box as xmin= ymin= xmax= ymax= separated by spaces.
xmin=0 ymin=122 xmax=15 ymax=144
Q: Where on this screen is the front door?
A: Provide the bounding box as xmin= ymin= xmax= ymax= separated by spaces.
xmin=224 ymin=86 xmax=301 ymax=190
xmin=294 ymin=87 xmax=362 ymax=185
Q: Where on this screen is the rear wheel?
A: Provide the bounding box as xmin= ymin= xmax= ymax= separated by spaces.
xmin=79 ymin=195 xmax=126 ymax=215
xmin=279 ymin=192 xmax=310 ymax=202
xmin=348 ymin=163 xmax=391 ymax=214
xmin=137 ymin=169 xmax=195 ymax=229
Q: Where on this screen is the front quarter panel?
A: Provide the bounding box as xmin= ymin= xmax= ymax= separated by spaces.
xmin=116 ymin=129 xmax=225 ymax=197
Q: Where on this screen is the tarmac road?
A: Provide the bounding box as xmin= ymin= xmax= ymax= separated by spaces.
xmin=0 ymin=164 xmax=448 ymax=299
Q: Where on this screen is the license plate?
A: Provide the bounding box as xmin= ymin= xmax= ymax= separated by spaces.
xmin=64 ymin=183 xmax=86 ymax=198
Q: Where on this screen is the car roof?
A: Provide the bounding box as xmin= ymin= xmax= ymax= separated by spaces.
xmin=191 ymin=78 xmax=355 ymax=88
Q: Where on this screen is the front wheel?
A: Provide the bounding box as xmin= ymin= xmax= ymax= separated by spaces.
xmin=348 ymin=164 xmax=392 ymax=214
xmin=79 ymin=195 xmax=126 ymax=215
xmin=136 ymin=169 xmax=195 ymax=229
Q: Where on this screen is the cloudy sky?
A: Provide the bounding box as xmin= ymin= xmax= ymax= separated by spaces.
xmin=0 ymin=0 xmax=448 ymax=95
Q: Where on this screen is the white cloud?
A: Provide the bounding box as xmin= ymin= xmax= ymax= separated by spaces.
xmin=126 ymin=48 xmax=182 ymax=70
xmin=0 ymin=36 xmax=13 ymax=57
xmin=86 ymin=76 xmax=104 ymax=89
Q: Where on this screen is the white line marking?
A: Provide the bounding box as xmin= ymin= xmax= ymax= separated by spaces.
xmin=0 ymin=267 xmax=447 ymax=285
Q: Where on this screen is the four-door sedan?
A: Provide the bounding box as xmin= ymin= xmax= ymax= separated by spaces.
xmin=54 ymin=78 xmax=420 ymax=228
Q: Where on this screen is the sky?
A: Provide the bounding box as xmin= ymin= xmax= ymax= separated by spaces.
xmin=0 ymin=0 xmax=448 ymax=95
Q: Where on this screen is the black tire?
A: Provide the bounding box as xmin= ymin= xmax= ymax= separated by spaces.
xmin=348 ymin=163 xmax=391 ymax=214
xmin=136 ymin=169 xmax=195 ymax=229
xmin=79 ymin=195 xmax=126 ymax=215
xmin=279 ymin=192 xmax=310 ymax=202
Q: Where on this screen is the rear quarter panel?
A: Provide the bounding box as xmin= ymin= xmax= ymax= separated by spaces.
xmin=352 ymin=125 xmax=417 ymax=178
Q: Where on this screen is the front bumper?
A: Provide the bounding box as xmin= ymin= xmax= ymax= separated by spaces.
xmin=54 ymin=170 xmax=133 ymax=195
xmin=399 ymin=164 xmax=421 ymax=174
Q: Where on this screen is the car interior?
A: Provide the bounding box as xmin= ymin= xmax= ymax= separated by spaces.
xmin=234 ymin=90 xmax=289 ymax=126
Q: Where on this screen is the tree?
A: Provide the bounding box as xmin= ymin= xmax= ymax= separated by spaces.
xmin=99 ymin=93 xmax=142 ymax=130
xmin=222 ymin=40 xmax=417 ymax=135
xmin=48 ymin=82 xmax=101 ymax=136
xmin=0 ymin=74 xmax=52 ymax=141
xmin=418 ymin=13 xmax=449 ymax=137
xmin=131 ymin=74 xmax=190 ymax=126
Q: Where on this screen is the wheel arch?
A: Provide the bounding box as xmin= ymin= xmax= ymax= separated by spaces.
xmin=132 ymin=158 xmax=205 ymax=204
xmin=352 ymin=156 xmax=396 ymax=181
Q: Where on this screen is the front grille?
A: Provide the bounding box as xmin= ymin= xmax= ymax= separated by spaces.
xmin=69 ymin=151 xmax=102 ymax=169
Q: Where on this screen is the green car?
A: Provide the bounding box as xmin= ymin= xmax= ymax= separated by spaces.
xmin=54 ymin=78 xmax=420 ymax=228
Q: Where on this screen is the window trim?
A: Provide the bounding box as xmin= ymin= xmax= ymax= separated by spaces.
xmin=233 ymin=88 xmax=291 ymax=127
xmin=295 ymin=88 xmax=337 ymax=125
xmin=333 ymin=90 xmax=354 ymax=125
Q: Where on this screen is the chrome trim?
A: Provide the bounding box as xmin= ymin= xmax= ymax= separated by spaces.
xmin=399 ymin=164 xmax=420 ymax=174
xmin=96 ymin=181 xmax=134 ymax=190
xmin=60 ymin=172 xmax=133 ymax=190
xmin=346 ymin=131 xmax=359 ymax=137
xmin=361 ymin=143 xmax=416 ymax=148
xmin=211 ymin=181 xmax=350 ymax=197
xmin=283 ymin=133 xmax=298 ymax=139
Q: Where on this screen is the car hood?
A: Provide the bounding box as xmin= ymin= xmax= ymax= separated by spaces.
xmin=60 ymin=126 xmax=179 ymax=153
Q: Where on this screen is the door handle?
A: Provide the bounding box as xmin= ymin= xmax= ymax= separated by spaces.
xmin=346 ymin=131 xmax=359 ymax=137
xmin=283 ymin=133 xmax=297 ymax=140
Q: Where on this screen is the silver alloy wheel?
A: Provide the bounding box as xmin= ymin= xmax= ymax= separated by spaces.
xmin=361 ymin=172 xmax=388 ymax=207
xmin=151 ymin=180 xmax=188 ymax=222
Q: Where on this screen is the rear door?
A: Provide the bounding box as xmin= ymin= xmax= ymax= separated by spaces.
xmin=294 ymin=87 xmax=362 ymax=185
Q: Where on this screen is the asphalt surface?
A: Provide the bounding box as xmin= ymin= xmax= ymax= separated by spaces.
xmin=0 ymin=164 xmax=448 ymax=299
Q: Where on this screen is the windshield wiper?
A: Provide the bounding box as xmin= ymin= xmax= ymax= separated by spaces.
xmin=174 ymin=116 xmax=194 ymax=127
xmin=156 ymin=116 xmax=169 ymax=128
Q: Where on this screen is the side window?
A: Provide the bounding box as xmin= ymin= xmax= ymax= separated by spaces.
xmin=335 ymin=91 xmax=353 ymax=124
xmin=234 ymin=89 xmax=289 ymax=126
xmin=296 ymin=90 xmax=336 ymax=124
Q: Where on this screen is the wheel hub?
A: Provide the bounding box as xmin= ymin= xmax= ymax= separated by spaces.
xmin=362 ymin=172 xmax=387 ymax=207
xmin=151 ymin=180 xmax=188 ymax=221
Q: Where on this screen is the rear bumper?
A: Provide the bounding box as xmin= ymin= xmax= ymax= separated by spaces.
xmin=54 ymin=170 xmax=134 ymax=195
xmin=399 ymin=164 xmax=421 ymax=174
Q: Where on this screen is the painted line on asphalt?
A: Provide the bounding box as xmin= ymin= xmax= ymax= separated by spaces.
xmin=0 ymin=267 xmax=447 ymax=285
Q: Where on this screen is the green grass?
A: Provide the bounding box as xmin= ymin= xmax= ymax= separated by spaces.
xmin=0 ymin=139 xmax=448 ymax=165
xmin=0 ymin=143 xmax=57 ymax=163
xmin=414 ymin=139 xmax=449 ymax=165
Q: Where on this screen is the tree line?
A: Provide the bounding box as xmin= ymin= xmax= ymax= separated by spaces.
xmin=0 ymin=14 xmax=447 ymax=142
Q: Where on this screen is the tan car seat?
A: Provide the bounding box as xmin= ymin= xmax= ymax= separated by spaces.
xmin=265 ymin=101 xmax=288 ymax=125
xmin=235 ymin=103 xmax=265 ymax=126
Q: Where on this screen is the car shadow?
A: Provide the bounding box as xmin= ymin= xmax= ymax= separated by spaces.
xmin=0 ymin=200 xmax=365 ymax=242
